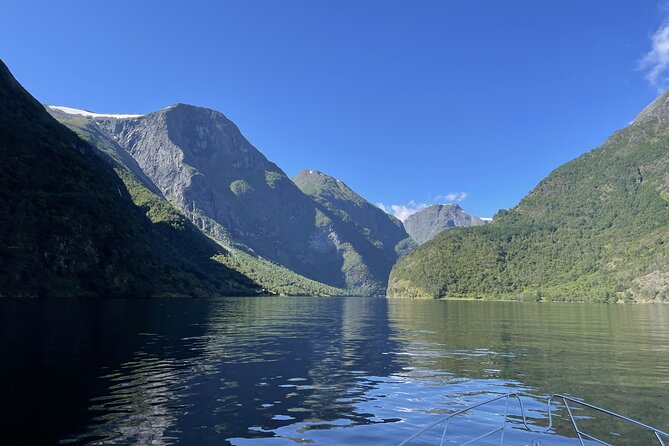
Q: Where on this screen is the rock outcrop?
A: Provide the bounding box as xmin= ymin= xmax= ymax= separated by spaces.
xmin=403 ymin=204 xmax=484 ymax=245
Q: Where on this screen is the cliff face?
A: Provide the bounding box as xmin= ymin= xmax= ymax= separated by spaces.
xmin=403 ymin=204 xmax=484 ymax=245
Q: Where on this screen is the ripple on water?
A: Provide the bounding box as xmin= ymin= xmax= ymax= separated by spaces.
xmin=7 ymin=297 xmax=664 ymax=445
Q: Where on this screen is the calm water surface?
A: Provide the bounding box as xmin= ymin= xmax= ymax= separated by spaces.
xmin=1 ymin=297 xmax=667 ymax=445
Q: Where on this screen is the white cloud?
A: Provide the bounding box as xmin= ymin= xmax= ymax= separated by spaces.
xmin=377 ymin=201 xmax=429 ymax=222
xmin=640 ymin=19 xmax=669 ymax=90
xmin=434 ymin=192 xmax=467 ymax=203
xmin=377 ymin=192 xmax=468 ymax=222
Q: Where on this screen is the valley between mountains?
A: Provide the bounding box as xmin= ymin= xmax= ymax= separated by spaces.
xmin=2 ymin=58 xmax=668 ymax=301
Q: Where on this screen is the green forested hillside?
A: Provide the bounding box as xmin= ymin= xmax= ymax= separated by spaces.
xmin=388 ymin=97 xmax=669 ymax=302
xmin=0 ymin=59 xmax=260 ymax=297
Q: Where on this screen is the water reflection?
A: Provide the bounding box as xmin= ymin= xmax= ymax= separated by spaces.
xmin=386 ymin=300 xmax=669 ymax=444
xmin=191 ymin=297 xmax=406 ymax=442
xmin=1 ymin=298 xmax=667 ymax=445
xmin=53 ymin=297 xmax=408 ymax=444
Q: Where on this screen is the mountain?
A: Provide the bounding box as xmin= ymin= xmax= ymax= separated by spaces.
xmin=388 ymin=93 xmax=669 ymax=302
xmin=49 ymin=104 xmax=403 ymax=295
xmin=0 ymin=59 xmax=259 ymax=297
xmin=47 ymin=107 xmax=346 ymax=297
xmin=403 ymin=204 xmax=484 ymax=245
xmin=293 ymin=169 xmax=416 ymax=294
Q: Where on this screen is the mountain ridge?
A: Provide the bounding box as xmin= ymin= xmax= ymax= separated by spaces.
xmin=293 ymin=169 xmax=416 ymax=294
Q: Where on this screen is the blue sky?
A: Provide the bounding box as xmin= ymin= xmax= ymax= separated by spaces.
xmin=2 ymin=1 xmax=668 ymax=218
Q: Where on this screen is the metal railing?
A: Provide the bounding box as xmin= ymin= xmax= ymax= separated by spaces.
xmin=399 ymin=393 xmax=669 ymax=446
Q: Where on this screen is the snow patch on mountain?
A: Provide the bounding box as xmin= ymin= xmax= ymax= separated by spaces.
xmin=47 ymin=105 xmax=143 ymax=119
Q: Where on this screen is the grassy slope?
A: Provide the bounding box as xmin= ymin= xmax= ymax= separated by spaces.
xmin=389 ymin=118 xmax=669 ymax=302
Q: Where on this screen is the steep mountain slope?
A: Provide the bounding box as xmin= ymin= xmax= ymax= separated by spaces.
xmin=389 ymin=93 xmax=669 ymax=302
xmin=93 ymin=104 xmax=335 ymax=286
xmin=0 ymin=59 xmax=259 ymax=297
xmin=403 ymin=204 xmax=484 ymax=245
xmin=48 ymin=108 xmax=346 ymax=297
xmin=293 ymin=169 xmax=416 ymax=294
xmin=51 ymin=104 xmax=396 ymax=294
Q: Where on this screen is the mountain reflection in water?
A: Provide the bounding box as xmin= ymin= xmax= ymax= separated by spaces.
xmin=0 ymin=298 xmax=667 ymax=445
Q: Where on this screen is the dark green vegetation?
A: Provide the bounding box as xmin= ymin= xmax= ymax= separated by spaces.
xmin=0 ymin=60 xmax=260 ymax=297
xmin=389 ymin=95 xmax=669 ymax=302
xmin=213 ymin=251 xmax=346 ymax=296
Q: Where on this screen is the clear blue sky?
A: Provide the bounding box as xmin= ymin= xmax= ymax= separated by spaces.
xmin=1 ymin=1 xmax=667 ymax=218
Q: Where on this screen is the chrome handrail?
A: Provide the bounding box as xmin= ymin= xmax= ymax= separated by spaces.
xmin=399 ymin=392 xmax=669 ymax=446
xmin=547 ymin=394 xmax=668 ymax=446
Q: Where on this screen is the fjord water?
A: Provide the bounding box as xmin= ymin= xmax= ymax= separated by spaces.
xmin=1 ymin=298 xmax=667 ymax=445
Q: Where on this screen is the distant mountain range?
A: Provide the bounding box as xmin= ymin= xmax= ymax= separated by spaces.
xmin=403 ymin=204 xmax=484 ymax=245
xmin=4 ymin=56 xmax=668 ymax=302
xmin=388 ymin=91 xmax=669 ymax=302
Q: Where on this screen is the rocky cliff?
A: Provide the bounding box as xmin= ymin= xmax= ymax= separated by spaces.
xmin=403 ymin=204 xmax=484 ymax=245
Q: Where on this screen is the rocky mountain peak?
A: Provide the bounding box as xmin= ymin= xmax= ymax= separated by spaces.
xmin=632 ymin=89 xmax=669 ymax=125
xmin=404 ymin=203 xmax=484 ymax=245
xmin=427 ymin=203 xmax=462 ymax=212
xmin=293 ymin=169 xmax=355 ymax=198
xmin=295 ymin=169 xmax=331 ymax=180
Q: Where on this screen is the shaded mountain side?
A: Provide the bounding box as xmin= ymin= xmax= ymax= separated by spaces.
xmin=293 ymin=170 xmax=414 ymax=255
xmin=50 ymin=109 xmax=347 ymax=297
xmin=0 ymin=59 xmax=259 ymax=297
xmin=293 ymin=169 xmax=416 ymax=294
xmin=403 ymin=204 xmax=484 ymax=245
xmin=389 ymin=93 xmax=669 ymax=302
